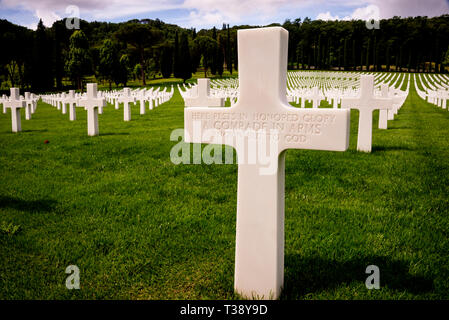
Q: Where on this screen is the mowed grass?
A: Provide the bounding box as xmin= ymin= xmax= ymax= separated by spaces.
xmin=0 ymin=76 xmax=448 ymax=300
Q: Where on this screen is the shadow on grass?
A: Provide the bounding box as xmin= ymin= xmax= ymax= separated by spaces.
xmin=372 ymin=145 xmax=414 ymax=152
xmin=0 ymin=196 xmax=57 ymax=213
xmin=101 ymin=132 xmax=130 ymax=136
xmin=21 ymin=129 xmax=48 ymax=133
xmin=281 ymin=255 xmax=434 ymax=299
xmin=386 ymin=127 xmax=412 ymax=130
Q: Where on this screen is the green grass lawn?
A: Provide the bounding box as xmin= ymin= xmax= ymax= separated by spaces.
xmin=0 ymin=75 xmax=448 ymax=299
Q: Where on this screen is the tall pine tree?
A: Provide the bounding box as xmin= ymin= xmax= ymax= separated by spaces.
xmin=179 ymin=33 xmax=192 ymax=82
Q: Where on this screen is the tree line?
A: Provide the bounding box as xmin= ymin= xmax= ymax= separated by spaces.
xmin=1 ymin=15 xmax=449 ymax=92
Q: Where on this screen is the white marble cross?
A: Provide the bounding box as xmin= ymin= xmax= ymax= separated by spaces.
xmin=77 ymin=83 xmax=106 ymax=136
xmin=23 ymin=92 xmax=33 ymax=120
xmin=378 ymin=84 xmax=392 ymax=130
xmin=57 ymin=94 xmax=62 ymax=110
xmin=4 ymin=88 xmax=26 ymax=132
xmin=440 ymin=90 xmax=449 ymax=109
xmin=138 ymin=89 xmax=147 ymax=115
xmin=31 ymin=94 xmax=38 ymax=114
xmin=310 ymin=87 xmax=322 ymax=108
xmin=61 ymin=93 xmax=67 ymax=114
xmin=341 ymin=75 xmax=392 ymax=152
xmin=65 ymin=90 xmax=78 ymax=121
xmin=184 ymin=78 xmax=224 ymax=107
xmin=184 ymin=27 xmax=350 ymax=299
xmin=2 ymin=94 xmax=7 ymax=114
xmin=118 ymin=88 xmax=136 ymax=121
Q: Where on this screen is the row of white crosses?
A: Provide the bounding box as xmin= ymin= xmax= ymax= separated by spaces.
xmin=184 ymin=27 xmax=351 ymax=299
xmin=415 ymin=73 xmax=449 ymax=109
xmin=199 ymin=69 xmax=409 ymax=113
xmin=39 ymin=85 xmax=174 ymax=135
xmin=42 ymin=90 xmax=80 ymax=121
xmin=41 ymin=84 xmax=106 ymax=136
xmin=1 ymin=88 xmax=39 ymax=132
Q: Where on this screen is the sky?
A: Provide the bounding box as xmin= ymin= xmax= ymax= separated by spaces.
xmin=1 ymin=0 xmax=449 ymax=30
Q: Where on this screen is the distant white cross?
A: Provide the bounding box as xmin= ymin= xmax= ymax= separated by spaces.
xmin=4 ymin=88 xmax=25 ymax=132
xmin=184 ymin=27 xmax=350 ymax=299
xmin=184 ymin=78 xmax=224 ymax=107
xmin=23 ymin=92 xmax=33 ymax=120
xmin=77 ymin=83 xmax=106 ymax=136
xmin=341 ymin=75 xmax=392 ymax=152
xmin=61 ymin=93 xmax=67 ymax=114
xmin=138 ymin=89 xmax=147 ymax=115
xmin=65 ymin=90 xmax=78 ymax=121
xmin=378 ymin=84 xmax=392 ymax=130
xmin=1 ymin=94 xmax=7 ymax=114
xmin=310 ymin=87 xmax=322 ymax=108
xmin=118 ymin=88 xmax=136 ymax=121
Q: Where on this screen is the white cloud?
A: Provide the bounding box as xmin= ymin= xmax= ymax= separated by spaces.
xmin=317 ymin=0 xmax=449 ymax=23
xmin=371 ymin=0 xmax=449 ymax=18
xmin=350 ymin=4 xmax=379 ymax=20
xmin=35 ymin=9 xmax=61 ymax=27
xmin=182 ymin=10 xmax=225 ymax=28
xmin=316 ymin=11 xmax=341 ymax=21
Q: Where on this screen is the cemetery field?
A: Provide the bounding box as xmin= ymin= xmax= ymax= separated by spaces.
xmin=1 ymin=77 xmax=449 ymax=300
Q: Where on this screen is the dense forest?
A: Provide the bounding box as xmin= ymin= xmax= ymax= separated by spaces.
xmin=1 ymin=15 xmax=449 ymax=92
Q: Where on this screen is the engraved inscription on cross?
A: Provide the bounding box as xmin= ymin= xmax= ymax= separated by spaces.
xmin=341 ymin=75 xmax=392 ymax=153
xmin=184 ymin=27 xmax=350 ymax=299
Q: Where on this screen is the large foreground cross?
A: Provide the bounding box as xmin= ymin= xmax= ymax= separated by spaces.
xmin=184 ymin=27 xmax=350 ymax=299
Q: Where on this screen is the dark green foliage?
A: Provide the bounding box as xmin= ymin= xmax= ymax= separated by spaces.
xmin=98 ymin=39 xmax=120 ymax=90
xmin=284 ymin=15 xmax=449 ymax=72
xmin=173 ymin=32 xmax=181 ymax=79
xmin=65 ymin=30 xmax=92 ymax=90
xmin=179 ymin=33 xmax=192 ymax=82
xmin=225 ymin=25 xmax=233 ymax=74
xmin=216 ymin=35 xmax=225 ymax=76
xmin=114 ymin=23 xmax=163 ymax=85
xmin=194 ymin=36 xmax=217 ymax=77
xmin=442 ymin=46 xmax=449 ymax=67
xmin=160 ymin=42 xmax=173 ymax=78
xmin=116 ymin=54 xmax=131 ymax=86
